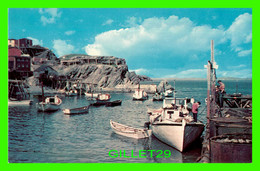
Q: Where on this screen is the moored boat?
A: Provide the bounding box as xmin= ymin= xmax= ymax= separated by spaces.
xmin=105 ymin=100 xmax=122 ymax=107
xmin=90 ymin=101 xmax=107 ymax=107
xmin=152 ymin=92 xmax=164 ymax=101
xmin=164 ymin=89 xmax=173 ymax=97
xmin=37 ymin=95 xmax=62 ymax=112
xmin=133 ymin=89 xmax=148 ymax=101
xmin=85 ymin=92 xmax=100 ymax=98
xmin=110 ymin=120 xmax=152 ymax=139
xmin=65 ymin=89 xmax=78 ymax=96
xmin=97 ymin=93 xmax=111 ymax=101
xmin=63 ymin=105 xmax=90 ymax=115
xmin=149 ymin=97 xmax=204 ymax=152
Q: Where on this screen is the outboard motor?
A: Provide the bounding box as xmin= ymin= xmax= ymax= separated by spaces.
xmin=144 ymin=122 xmax=150 ymax=129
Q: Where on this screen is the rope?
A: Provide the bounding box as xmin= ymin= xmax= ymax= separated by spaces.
xmin=199 ymin=105 xmax=207 ymax=115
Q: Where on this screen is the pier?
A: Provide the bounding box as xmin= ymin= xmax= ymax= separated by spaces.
xmin=198 ymin=40 xmax=252 ymax=163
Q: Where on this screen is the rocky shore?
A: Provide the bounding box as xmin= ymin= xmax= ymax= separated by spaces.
xmin=27 ymin=54 xmax=154 ymax=93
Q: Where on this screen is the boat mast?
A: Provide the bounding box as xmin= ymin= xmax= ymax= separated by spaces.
xmin=174 ymin=80 xmax=176 ymax=103
xmin=41 ymin=82 xmax=45 ymax=102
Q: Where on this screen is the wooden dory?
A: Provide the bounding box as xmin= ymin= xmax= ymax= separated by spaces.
xmin=63 ymin=105 xmax=90 ymax=115
xmin=105 ymin=100 xmax=122 ymax=107
xmin=110 ymin=120 xmax=152 ymax=139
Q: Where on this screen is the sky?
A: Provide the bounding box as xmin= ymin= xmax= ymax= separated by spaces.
xmin=8 ymin=8 xmax=252 ymax=78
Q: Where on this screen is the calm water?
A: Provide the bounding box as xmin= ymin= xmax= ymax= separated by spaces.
xmin=8 ymin=80 xmax=252 ymax=163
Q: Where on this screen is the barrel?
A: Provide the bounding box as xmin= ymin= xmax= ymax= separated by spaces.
xmin=210 ymin=134 xmax=252 ymax=163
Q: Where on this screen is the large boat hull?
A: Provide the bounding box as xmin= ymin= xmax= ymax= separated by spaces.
xmin=152 ymin=121 xmax=204 ymax=152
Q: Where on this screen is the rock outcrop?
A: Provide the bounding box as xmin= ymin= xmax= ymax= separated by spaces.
xmin=53 ymin=63 xmax=151 ymax=88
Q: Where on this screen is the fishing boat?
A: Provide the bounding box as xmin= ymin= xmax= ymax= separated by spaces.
xmin=8 ymin=80 xmax=32 ymax=106
xmin=85 ymin=92 xmax=100 ymax=98
xmin=90 ymin=101 xmax=107 ymax=107
xmin=106 ymin=100 xmax=122 ymax=107
xmin=65 ymin=89 xmax=78 ymax=96
xmin=37 ymin=95 xmax=62 ymax=112
xmin=149 ymin=97 xmax=204 ymax=152
xmin=164 ymin=89 xmax=173 ymax=97
xmin=110 ymin=120 xmax=152 ymax=139
xmin=132 ymin=84 xmax=148 ymax=101
xmin=63 ymin=105 xmax=89 ymax=115
xmin=133 ymin=89 xmax=148 ymax=101
xmin=97 ymin=93 xmax=111 ymax=101
xmin=152 ymin=92 xmax=164 ymax=101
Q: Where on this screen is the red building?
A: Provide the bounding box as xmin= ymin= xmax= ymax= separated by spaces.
xmin=8 ymin=38 xmax=32 ymax=48
xmin=8 ymin=47 xmax=32 ymax=78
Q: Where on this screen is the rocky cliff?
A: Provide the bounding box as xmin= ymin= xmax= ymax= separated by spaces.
xmin=52 ymin=57 xmax=152 ymax=88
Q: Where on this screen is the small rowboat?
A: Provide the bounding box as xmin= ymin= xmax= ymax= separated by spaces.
xmin=63 ymin=105 xmax=90 ymax=115
xmin=110 ymin=120 xmax=152 ymax=139
xmin=105 ymin=100 xmax=122 ymax=107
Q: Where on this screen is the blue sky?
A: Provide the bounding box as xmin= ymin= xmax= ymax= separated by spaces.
xmin=8 ymin=8 xmax=252 ymax=78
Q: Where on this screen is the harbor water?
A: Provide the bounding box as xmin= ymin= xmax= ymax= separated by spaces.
xmin=8 ymin=80 xmax=252 ymax=163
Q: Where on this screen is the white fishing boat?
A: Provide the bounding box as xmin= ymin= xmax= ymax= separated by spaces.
xmin=97 ymin=93 xmax=111 ymax=101
xmin=63 ymin=105 xmax=89 ymax=115
xmin=85 ymin=92 xmax=100 ymax=98
xmin=65 ymin=89 xmax=78 ymax=96
xmin=164 ymin=89 xmax=173 ymax=97
xmin=110 ymin=120 xmax=152 ymax=139
xmin=149 ymin=97 xmax=204 ymax=152
xmin=37 ymin=95 xmax=62 ymax=112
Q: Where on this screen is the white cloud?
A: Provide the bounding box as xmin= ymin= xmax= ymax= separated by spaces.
xmin=65 ymin=30 xmax=76 ymax=36
xmin=237 ymin=49 xmax=252 ymax=57
xmin=125 ymin=16 xmax=142 ymax=27
xmin=102 ymin=19 xmax=114 ymax=26
xmin=85 ymin=15 xmax=226 ymax=59
xmin=229 ymin=64 xmax=246 ymax=69
xmin=53 ymin=39 xmax=75 ymax=57
xmin=165 ymin=69 xmax=207 ymax=78
xmin=226 ymin=13 xmax=252 ymax=49
xmin=27 ymin=37 xmax=43 ymax=46
xmin=218 ymin=69 xmax=252 ymax=78
xmin=129 ymin=68 xmax=150 ymax=75
xmin=39 ymin=8 xmax=62 ymax=25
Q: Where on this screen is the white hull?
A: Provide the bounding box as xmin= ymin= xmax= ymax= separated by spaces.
xmin=164 ymin=90 xmax=173 ymax=97
xmin=63 ymin=106 xmax=89 ymax=115
xmin=85 ymin=93 xmax=99 ymax=98
xmin=152 ymin=120 xmax=204 ymax=152
xmin=110 ymin=120 xmax=152 ymax=139
xmin=65 ymin=92 xmax=77 ymax=96
xmin=37 ymin=103 xmax=60 ymax=112
xmin=8 ymin=99 xmax=32 ymax=106
xmin=97 ymin=94 xmax=111 ymax=101
xmin=37 ymin=96 xmax=62 ymax=112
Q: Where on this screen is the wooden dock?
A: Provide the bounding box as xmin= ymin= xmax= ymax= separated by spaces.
xmin=198 ymin=40 xmax=252 ymax=163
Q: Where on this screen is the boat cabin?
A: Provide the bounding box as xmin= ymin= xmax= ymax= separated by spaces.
xmin=161 ymin=98 xmax=194 ymax=121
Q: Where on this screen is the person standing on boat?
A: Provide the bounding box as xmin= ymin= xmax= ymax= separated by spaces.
xmin=192 ymin=102 xmax=201 ymax=122
xmin=217 ymin=80 xmax=226 ymax=108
